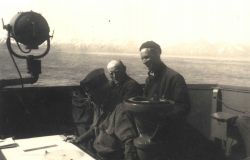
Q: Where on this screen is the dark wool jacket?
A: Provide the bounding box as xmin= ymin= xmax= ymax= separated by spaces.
xmin=144 ymin=63 xmax=190 ymax=120
xmin=110 ymin=74 xmax=143 ymax=105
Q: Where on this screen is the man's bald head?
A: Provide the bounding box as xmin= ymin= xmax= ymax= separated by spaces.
xmin=107 ymin=60 xmax=126 ymax=73
xmin=107 ymin=60 xmax=126 ymax=84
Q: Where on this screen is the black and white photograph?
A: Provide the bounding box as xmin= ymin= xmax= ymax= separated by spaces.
xmin=0 ymin=0 xmax=250 ymax=159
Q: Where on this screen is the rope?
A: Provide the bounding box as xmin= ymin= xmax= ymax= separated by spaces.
xmin=7 ymin=35 xmax=24 ymax=88
xmin=217 ymin=98 xmax=246 ymax=114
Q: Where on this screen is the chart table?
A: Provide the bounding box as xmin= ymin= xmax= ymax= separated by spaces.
xmin=0 ymin=135 xmax=95 ymax=160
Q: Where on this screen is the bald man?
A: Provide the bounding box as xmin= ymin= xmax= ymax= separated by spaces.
xmin=71 ymin=61 xmax=142 ymax=160
xmin=107 ymin=60 xmax=142 ymax=104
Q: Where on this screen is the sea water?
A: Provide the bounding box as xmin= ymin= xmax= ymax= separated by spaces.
xmin=1 ymin=50 xmax=250 ymax=87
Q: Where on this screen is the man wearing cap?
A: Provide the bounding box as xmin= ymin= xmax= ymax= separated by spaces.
xmin=71 ymin=68 xmax=113 ymax=136
xmin=139 ymin=41 xmax=190 ymax=121
xmin=79 ymin=68 xmax=114 ymax=125
xmin=107 ymin=59 xmax=142 ymax=104
xmin=137 ymin=41 xmax=224 ymax=160
xmin=137 ymin=41 xmax=191 ymax=158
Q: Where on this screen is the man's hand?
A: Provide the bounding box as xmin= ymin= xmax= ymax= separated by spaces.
xmin=64 ymin=135 xmax=79 ymax=143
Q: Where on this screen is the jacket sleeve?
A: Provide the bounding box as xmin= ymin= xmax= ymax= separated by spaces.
xmin=123 ymin=82 xmax=143 ymax=100
xmin=164 ymin=74 xmax=190 ymax=120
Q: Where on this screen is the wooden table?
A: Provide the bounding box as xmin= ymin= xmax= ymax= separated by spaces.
xmin=0 ymin=135 xmax=95 ymax=160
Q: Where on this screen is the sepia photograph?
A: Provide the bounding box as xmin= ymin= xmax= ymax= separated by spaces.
xmin=0 ymin=0 xmax=250 ymax=159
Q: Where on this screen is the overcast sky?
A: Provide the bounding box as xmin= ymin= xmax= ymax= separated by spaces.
xmin=1 ymin=0 xmax=250 ymax=47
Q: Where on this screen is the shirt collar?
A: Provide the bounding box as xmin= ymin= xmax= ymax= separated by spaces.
xmin=150 ymin=62 xmax=166 ymax=78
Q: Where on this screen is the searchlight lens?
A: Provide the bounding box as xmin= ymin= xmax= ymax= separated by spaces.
xmin=8 ymin=11 xmax=50 ymax=49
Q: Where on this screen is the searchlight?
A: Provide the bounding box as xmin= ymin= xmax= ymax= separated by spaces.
xmin=0 ymin=11 xmax=53 ymax=88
